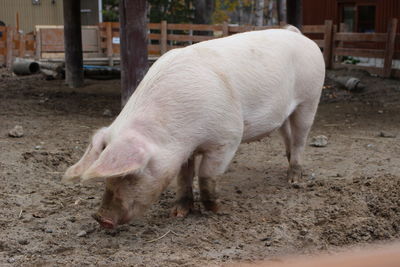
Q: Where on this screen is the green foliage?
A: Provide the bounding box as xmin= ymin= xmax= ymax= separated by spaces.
xmin=212 ymin=0 xmax=254 ymax=24
xmin=102 ymin=0 xmax=119 ymax=22
xmin=148 ymin=0 xmax=194 ymax=23
xmin=101 ymin=0 xmax=251 ymax=24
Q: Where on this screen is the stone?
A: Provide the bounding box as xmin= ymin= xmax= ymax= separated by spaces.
xmin=102 ymin=109 xmax=113 ymax=117
xmin=77 ymin=230 xmax=87 ymax=237
xmin=310 ymin=135 xmax=328 ymax=147
xmin=379 ymin=131 xmax=396 ymax=138
xmin=8 ymin=125 xmax=24 ymax=138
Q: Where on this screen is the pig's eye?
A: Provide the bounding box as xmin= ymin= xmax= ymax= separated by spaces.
xmin=101 ymin=143 xmax=106 ymax=151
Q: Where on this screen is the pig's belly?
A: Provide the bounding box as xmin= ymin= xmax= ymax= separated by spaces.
xmin=241 ymin=118 xmax=284 ymax=143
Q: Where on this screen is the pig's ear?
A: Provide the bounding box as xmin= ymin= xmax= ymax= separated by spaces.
xmin=80 ymin=138 xmax=150 ymax=184
xmin=62 ymin=128 xmax=107 ymax=184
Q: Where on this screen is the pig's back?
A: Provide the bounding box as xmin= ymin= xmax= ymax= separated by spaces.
xmin=118 ymin=29 xmax=324 ymax=145
xmin=184 ymin=29 xmax=325 ymax=139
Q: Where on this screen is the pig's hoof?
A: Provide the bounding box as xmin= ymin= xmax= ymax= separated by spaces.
xmin=287 ymin=164 xmax=302 ymax=185
xmin=170 ymin=199 xmax=193 ymax=218
xmin=202 ymin=200 xmax=219 ymax=213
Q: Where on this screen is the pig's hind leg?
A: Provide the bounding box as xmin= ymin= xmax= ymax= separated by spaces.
xmin=287 ymin=102 xmax=318 ymax=185
xmin=279 ymin=118 xmax=292 ymax=162
xmin=170 ymin=156 xmax=195 ymax=217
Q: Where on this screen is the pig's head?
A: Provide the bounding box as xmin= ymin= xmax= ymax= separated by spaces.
xmin=63 ymin=128 xmax=167 ymax=229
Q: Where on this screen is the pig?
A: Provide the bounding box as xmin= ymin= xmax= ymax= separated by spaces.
xmin=63 ymin=26 xmax=325 ymax=229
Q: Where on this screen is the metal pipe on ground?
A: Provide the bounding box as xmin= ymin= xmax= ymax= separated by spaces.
xmin=11 ymin=58 xmax=40 ymax=75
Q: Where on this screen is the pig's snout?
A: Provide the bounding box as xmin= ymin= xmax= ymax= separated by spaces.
xmin=92 ymin=213 xmax=116 ymax=229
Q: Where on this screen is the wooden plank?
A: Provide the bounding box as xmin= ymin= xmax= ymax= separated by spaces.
xmin=19 ymin=34 xmax=26 ymax=57
xmin=167 ymin=24 xmax=222 ymax=31
xmin=335 ymin=33 xmax=387 ymax=42
xmin=323 ymin=20 xmax=333 ymax=68
xmin=148 ymin=44 xmax=161 ymax=54
xmin=222 ymin=22 xmax=228 ymax=37
xmin=148 ymin=33 xmax=161 ymax=40
xmin=35 ymin=29 xmax=41 ymax=60
xmin=254 ymin=25 xmax=280 ymax=30
xmin=148 ymin=23 xmax=161 ymax=30
xmin=314 ymin=39 xmax=324 ymax=47
xmin=228 ymin=26 xmax=254 ymax=33
xmin=335 ymin=48 xmax=385 ymax=58
xmin=106 ymin=22 xmax=113 ymax=65
xmin=394 ymin=51 xmax=400 ymax=60
xmin=167 ymin=34 xmax=218 ymax=42
xmin=393 ymin=68 xmax=400 ymax=78
xmin=168 ymin=45 xmax=185 ymax=49
xmin=160 ymin=21 xmax=167 ymax=55
xmin=383 ymin=18 xmax=398 ymax=78
xmin=333 ymin=63 xmax=383 ymax=76
xmin=6 ymin=27 xmax=14 ymax=68
xmin=0 ymin=41 xmax=5 ymax=49
xmin=302 ymin=25 xmax=325 ymax=33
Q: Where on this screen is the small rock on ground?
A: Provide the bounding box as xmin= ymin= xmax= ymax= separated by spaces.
xmin=8 ymin=125 xmax=24 ymax=138
xmin=77 ymin=230 xmax=87 ymax=237
xmin=379 ymin=131 xmax=396 ymax=138
xmin=102 ymin=109 xmax=113 ymax=117
xmin=310 ymin=135 xmax=328 ymax=147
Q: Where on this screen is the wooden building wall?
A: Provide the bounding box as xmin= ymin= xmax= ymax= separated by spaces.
xmin=0 ymin=0 xmax=99 ymax=33
xmin=302 ymin=0 xmax=400 ymax=33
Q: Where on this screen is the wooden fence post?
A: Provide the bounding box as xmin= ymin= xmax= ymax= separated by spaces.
xmin=160 ymin=20 xmax=167 ymax=55
xmin=19 ymin=34 xmax=26 ymax=58
xmin=6 ymin=27 xmax=14 ymax=69
xmin=330 ymin=24 xmax=337 ymax=69
xmin=106 ymin=22 xmax=113 ymax=66
xmin=222 ymin=22 xmax=229 ymax=36
xmin=35 ymin=28 xmax=41 ymax=60
xmin=383 ymin=18 xmax=398 ymax=78
xmin=323 ymin=20 xmax=333 ymax=69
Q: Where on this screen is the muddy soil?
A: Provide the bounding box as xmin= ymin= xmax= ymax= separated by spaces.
xmin=0 ymin=69 xmax=399 ymax=266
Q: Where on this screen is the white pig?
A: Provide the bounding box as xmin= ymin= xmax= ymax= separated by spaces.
xmin=63 ymin=26 xmax=325 ymax=229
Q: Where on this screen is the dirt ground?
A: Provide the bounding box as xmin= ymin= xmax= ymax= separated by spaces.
xmin=0 ymin=68 xmax=399 ymax=266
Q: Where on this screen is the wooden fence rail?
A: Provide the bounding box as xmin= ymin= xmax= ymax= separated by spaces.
xmin=331 ymin=18 xmax=399 ymax=78
xmin=0 ymin=19 xmax=399 ymax=78
xmin=0 ymin=26 xmax=35 ymax=68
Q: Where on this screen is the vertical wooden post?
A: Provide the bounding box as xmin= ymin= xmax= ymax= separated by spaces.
xmin=63 ymin=0 xmax=84 ymax=88
xmin=323 ymin=20 xmax=333 ymax=69
xmin=331 ymin=25 xmax=337 ymax=69
xmin=16 ymin=12 xmax=20 ymax=33
xmin=19 ymin=34 xmax=26 ymax=58
xmin=160 ymin=20 xmax=167 ymax=55
xmin=222 ymin=22 xmax=229 ymax=36
xmin=6 ymin=27 xmax=14 ymax=69
xmin=35 ymin=28 xmax=42 ymax=60
xmin=106 ymin=22 xmax=113 ymax=66
xmin=383 ymin=18 xmax=398 ymax=78
xmin=287 ymin=0 xmax=303 ymax=28
xmin=119 ymin=0 xmax=148 ymax=107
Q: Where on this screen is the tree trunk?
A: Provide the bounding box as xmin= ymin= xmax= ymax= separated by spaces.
xmin=287 ymin=0 xmax=302 ymax=28
xmin=119 ymin=0 xmax=148 ymax=107
xmin=238 ymin=0 xmax=244 ymax=25
xmin=255 ymin=0 xmax=264 ymax=26
xmin=278 ymin=0 xmax=287 ymax=23
xmin=194 ymin=0 xmax=215 ymax=24
xmin=63 ymin=0 xmax=83 ymax=88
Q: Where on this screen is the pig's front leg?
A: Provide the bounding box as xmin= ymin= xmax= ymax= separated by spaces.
xmin=198 ymin=141 xmax=240 ymax=213
xmin=170 ymin=156 xmax=195 ymax=217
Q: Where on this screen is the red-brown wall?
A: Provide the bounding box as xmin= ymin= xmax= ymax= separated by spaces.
xmin=302 ymin=0 xmax=400 ymax=33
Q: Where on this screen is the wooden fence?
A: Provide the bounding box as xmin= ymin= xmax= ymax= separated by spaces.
xmin=0 ymin=26 xmax=35 ymax=68
xmin=332 ymin=18 xmax=399 ymax=78
xmin=1 ymin=19 xmax=399 ymax=78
